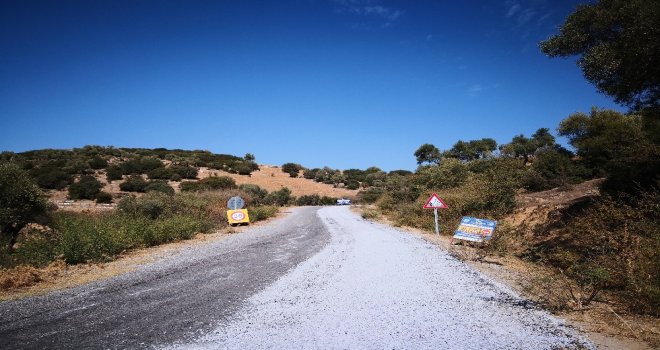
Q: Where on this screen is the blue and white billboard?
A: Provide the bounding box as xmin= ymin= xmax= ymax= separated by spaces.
xmin=453 ymin=216 xmax=497 ymax=243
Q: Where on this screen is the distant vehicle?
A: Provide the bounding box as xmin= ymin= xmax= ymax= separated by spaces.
xmin=337 ymin=199 xmax=351 ymax=205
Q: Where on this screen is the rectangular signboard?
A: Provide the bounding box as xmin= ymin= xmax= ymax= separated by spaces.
xmin=453 ymin=216 xmax=497 ymax=243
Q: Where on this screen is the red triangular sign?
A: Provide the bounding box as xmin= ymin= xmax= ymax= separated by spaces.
xmin=423 ymin=193 xmax=448 ymax=209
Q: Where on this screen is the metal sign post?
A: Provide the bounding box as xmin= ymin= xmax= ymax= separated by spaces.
xmin=423 ymin=193 xmax=448 ymax=235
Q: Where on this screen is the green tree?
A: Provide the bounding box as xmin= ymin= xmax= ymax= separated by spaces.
xmin=540 ymin=0 xmax=659 ymax=112
xmin=446 ymin=138 xmax=497 ymax=161
xmin=68 ymin=175 xmax=103 ymax=199
xmin=414 ymin=143 xmax=441 ymax=165
xmin=416 ymin=158 xmax=469 ymax=190
xmin=281 ymin=163 xmax=304 ymax=177
xmin=244 ymin=153 xmax=255 ymax=161
xmin=0 ymin=163 xmax=50 ymax=249
xmin=558 ymin=108 xmax=659 ymax=193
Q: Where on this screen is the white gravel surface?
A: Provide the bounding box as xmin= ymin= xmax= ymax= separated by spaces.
xmin=169 ymin=206 xmax=593 ymax=350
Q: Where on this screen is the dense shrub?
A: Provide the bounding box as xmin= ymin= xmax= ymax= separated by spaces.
xmin=180 ymin=176 xmax=237 ymax=192
xmin=357 ymin=187 xmax=385 ymax=204
xmin=88 ymin=156 xmax=108 ymax=170
xmin=265 ymin=187 xmax=293 ymax=206
xmin=296 ymin=195 xmax=337 ymax=206
xmin=119 ymin=175 xmax=148 ymax=192
xmin=95 ymin=191 xmax=113 ymax=204
xmin=523 ymin=149 xmax=589 ymax=191
xmin=120 ymin=158 xmax=164 ymax=175
xmin=144 ymin=180 xmax=175 ymax=195
xmin=415 ymin=159 xmax=469 ymax=190
xmin=106 ymin=166 xmax=123 ymax=182
xmin=0 ymin=163 xmax=50 ymax=249
xmin=248 ymin=206 xmax=278 ymax=222
xmin=238 ymin=184 xmax=269 ymax=205
xmin=68 ymin=175 xmax=103 ymax=200
xmin=281 ymin=163 xmax=304 ymax=177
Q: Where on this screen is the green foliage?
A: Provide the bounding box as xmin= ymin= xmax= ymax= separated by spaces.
xmin=303 ymin=168 xmax=319 ymax=179
xmin=415 ymin=158 xmax=469 ymax=190
xmin=145 ymin=180 xmax=175 ymax=195
xmin=238 ymin=184 xmax=269 ymax=205
xmin=88 ymin=156 xmax=108 ymax=170
xmin=357 ymin=187 xmax=385 ymax=204
xmin=281 ymin=163 xmax=304 ymax=177
xmin=180 ymin=176 xmax=237 ymax=192
xmin=68 ymin=175 xmax=103 ymax=200
xmin=148 ymin=165 xmax=198 ymax=180
xmin=106 ymin=165 xmax=123 ymax=182
xmin=95 ymin=191 xmax=113 ymax=204
xmin=120 ymin=158 xmax=164 ymax=175
xmin=119 ymin=175 xmax=148 ymax=193
xmin=296 ymin=195 xmax=337 ymax=206
xmin=523 ymin=149 xmax=589 ymax=192
xmin=558 ymin=108 xmax=660 ymax=193
xmin=444 ymin=138 xmax=497 ymax=161
xmin=49 ymin=211 xmax=204 ymax=264
xmin=540 ymin=0 xmax=660 ymax=111
xmin=29 ymin=164 xmax=74 ymax=190
xmin=248 ymin=206 xmax=278 ymax=222
xmin=414 ymin=143 xmax=441 ymax=165
xmin=265 ymin=187 xmax=293 ymax=206
xmin=0 ymin=163 xmax=50 ymax=248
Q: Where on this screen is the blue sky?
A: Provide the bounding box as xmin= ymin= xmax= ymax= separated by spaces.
xmin=0 ymin=0 xmax=622 ymax=171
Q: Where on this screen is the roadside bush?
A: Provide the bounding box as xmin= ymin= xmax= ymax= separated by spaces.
xmin=296 ymin=195 xmax=322 ymax=206
xmin=31 ymin=168 xmax=73 ymax=190
xmin=68 ymin=175 xmax=103 ymax=200
xmin=265 ymin=187 xmax=293 ymax=206
xmin=357 ymin=187 xmax=385 ymax=204
xmin=238 ymin=184 xmax=268 ymax=205
xmin=119 ymin=175 xmax=148 ymax=192
xmin=249 ymin=206 xmax=278 ymax=222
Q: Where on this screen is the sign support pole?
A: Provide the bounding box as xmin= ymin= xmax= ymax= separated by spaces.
xmin=434 ymin=208 xmax=439 ymax=235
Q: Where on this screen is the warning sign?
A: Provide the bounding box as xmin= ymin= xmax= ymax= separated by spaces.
xmin=423 ymin=193 xmax=448 ymax=209
xmin=227 ymin=209 xmax=250 ymax=225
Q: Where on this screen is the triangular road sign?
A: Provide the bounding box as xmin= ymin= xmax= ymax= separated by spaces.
xmin=423 ymin=193 xmax=448 ymax=209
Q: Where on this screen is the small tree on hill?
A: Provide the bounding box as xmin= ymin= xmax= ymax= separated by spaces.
xmin=281 ymin=163 xmax=304 ymax=177
xmin=68 ymin=175 xmax=103 ymax=199
xmin=414 ymin=143 xmax=441 ymax=165
xmin=0 ymin=163 xmax=50 ymax=249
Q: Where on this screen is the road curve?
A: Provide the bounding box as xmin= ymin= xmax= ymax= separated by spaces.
xmin=0 ymin=207 xmax=330 ymax=349
xmin=170 ymin=206 xmax=593 ymax=350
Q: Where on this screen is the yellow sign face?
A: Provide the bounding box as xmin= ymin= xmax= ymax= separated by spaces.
xmin=227 ymin=209 xmax=250 ymax=225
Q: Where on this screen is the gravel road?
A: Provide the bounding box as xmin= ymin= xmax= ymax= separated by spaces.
xmin=1 ymin=206 xmax=592 ymax=349
xmin=0 ymin=207 xmax=329 ymax=349
xmin=170 ymin=206 xmax=593 ymax=350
